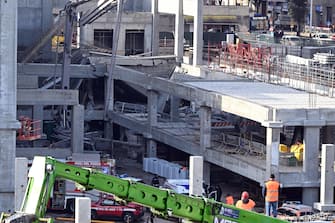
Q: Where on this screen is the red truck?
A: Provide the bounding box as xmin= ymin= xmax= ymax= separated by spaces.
xmin=91 ymin=195 xmax=145 ymax=222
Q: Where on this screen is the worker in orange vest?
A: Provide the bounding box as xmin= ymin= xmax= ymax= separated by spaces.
xmin=235 ymin=191 xmax=255 ymax=211
xmin=225 ymin=193 xmax=234 ymax=205
xmin=262 ymin=174 xmax=280 ymax=217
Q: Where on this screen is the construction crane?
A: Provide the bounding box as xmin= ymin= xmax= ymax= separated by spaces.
xmin=0 ymin=156 xmax=288 ymax=223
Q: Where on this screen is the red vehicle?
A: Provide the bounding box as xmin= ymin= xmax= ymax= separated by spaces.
xmin=91 ymin=195 xmax=145 ymax=222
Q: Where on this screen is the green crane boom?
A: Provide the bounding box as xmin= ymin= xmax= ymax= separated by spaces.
xmin=1 ymin=156 xmax=289 ymax=223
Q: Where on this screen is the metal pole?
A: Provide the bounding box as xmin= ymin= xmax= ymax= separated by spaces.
xmin=309 ymin=0 xmax=313 ymax=35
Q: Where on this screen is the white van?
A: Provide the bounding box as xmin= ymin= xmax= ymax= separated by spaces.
xmin=281 ymin=35 xmax=302 ymax=46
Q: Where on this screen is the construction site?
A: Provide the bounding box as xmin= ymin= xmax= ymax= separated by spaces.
xmin=3 ymin=0 xmax=335 ymax=222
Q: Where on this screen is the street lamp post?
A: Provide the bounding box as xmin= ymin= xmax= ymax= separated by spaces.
xmin=309 ymin=0 xmax=313 ymax=35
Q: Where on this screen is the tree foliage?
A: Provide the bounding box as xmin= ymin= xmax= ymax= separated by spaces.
xmin=288 ymin=0 xmax=308 ymax=35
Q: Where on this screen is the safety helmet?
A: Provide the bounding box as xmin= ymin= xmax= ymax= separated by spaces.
xmin=241 ymin=191 xmax=249 ymax=199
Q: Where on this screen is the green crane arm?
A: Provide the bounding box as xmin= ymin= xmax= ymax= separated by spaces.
xmin=6 ymin=156 xmax=289 ymax=223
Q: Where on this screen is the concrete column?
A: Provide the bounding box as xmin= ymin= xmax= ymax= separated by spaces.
xmin=190 ymin=156 xmax=203 ymax=196
xmin=41 ymin=0 xmax=52 ymax=60
xmin=303 ymin=122 xmax=322 ymax=178
xmin=0 ymin=0 xmax=20 ymax=212
xmin=203 ymin=161 xmax=211 ymax=185
xmin=15 ymin=158 xmax=28 ymax=211
xmin=174 ymin=0 xmax=184 ymax=64
xmin=72 ymin=105 xmax=84 ymax=153
xmin=302 ymin=188 xmax=319 ymax=206
xmin=148 ymin=90 xmax=158 ymax=128
xmin=146 ymin=140 xmax=157 ymax=157
xmin=193 ymin=0 xmax=203 ymax=66
xmin=118 ymin=27 xmax=126 ymax=55
xmin=144 ymin=25 xmax=152 ymax=54
xmin=263 ymin=122 xmax=282 ymax=181
xmin=200 ymin=106 xmax=211 ymax=154
xmin=77 ymin=12 xmax=82 ymax=48
xmin=170 ymin=96 xmax=180 ymax=121
xmin=314 ymin=144 xmax=335 ymax=211
xmin=104 ymin=121 xmax=114 ymax=153
xmin=151 ymin=0 xmax=159 ymax=56
xmin=105 ymin=70 xmax=115 ymax=115
xmin=75 ymin=197 xmax=91 ymax=223
xmin=147 ymin=90 xmax=158 ymax=157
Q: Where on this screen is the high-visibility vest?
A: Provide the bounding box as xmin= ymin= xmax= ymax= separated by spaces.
xmin=265 ymin=180 xmax=280 ymax=202
xmin=226 ymin=195 xmax=234 ymax=205
xmin=235 ymin=199 xmax=255 ymax=211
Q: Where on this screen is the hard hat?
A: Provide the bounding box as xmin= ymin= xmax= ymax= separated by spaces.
xmin=241 ymin=191 xmax=249 ymax=199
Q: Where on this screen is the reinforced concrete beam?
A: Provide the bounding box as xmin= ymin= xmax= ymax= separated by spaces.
xmin=114 ymin=66 xmax=272 ymax=123
xmin=17 ymin=89 xmax=78 ymax=105
xmin=16 ymin=148 xmax=72 ymax=160
xmin=17 ymin=63 xmax=106 ymax=78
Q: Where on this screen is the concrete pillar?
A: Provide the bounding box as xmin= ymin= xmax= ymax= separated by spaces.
xmin=41 ymin=0 xmax=52 ymax=60
xmin=105 ymin=75 xmax=114 ymax=117
xmin=263 ymin=121 xmax=282 ymax=181
xmin=118 ymin=27 xmax=126 ymax=55
xmin=200 ymin=106 xmax=211 ymax=154
xmin=77 ymin=12 xmax=82 ymax=48
xmin=147 ymin=90 xmax=158 ymax=157
xmin=144 ymin=25 xmax=152 ymax=54
xmin=75 ymin=197 xmax=91 ymax=223
xmin=190 ymin=156 xmax=203 ymax=196
xmin=146 ymin=140 xmax=157 ymax=157
xmin=151 ymin=0 xmax=159 ymax=56
xmin=174 ymin=0 xmax=184 ymax=64
xmin=15 ymin=158 xmax=28 ymax=211
xmin=148 ymin=90 xmax=158 ymax=126
xmin=170 ymin=96 xmax=180 ymax=121
xmin=72 ymin=105 xmax=84 ymax=153
xmin=314 ymin=144 xmax=335 ymax=211
xmin=303 ymin=122 xmax=322 ymax=178
xmin=0 ymin=0 xmax=20 ymax=212
xmin=193 ymin=0 xmax=203 ymax=66
xmin=203 ymin=161 xmax=211 ymax=185
xmin=302 ymin=188 xmax=319 ymax=206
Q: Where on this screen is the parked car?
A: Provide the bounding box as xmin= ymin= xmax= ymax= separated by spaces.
xmin=91 ymin=194 xmax=144 ymax=222
xmin=280 ymin=35 xmax=302 ymax=46
xmin=277 ymin=201 xmax=318 ymax=221
xmin=312 ymin=32 xmax=333 ymax=41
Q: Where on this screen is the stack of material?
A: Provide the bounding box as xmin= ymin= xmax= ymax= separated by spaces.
xmin=143 ymin=157 xmax=189 ymax=179
xmin=313 ymin=53 xmax=335 ymax=64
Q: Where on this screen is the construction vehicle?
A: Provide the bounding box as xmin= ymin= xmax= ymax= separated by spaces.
xmin=0 ymin=156 xmax=288 ymax=223
xmin=48 ymin=158 xmax=115 ymax=212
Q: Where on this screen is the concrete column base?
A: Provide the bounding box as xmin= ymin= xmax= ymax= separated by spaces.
xmin=302 ymin=187 xmax=319 ymax=206
xmin=314 ymin=202 xmax=335 ymax=212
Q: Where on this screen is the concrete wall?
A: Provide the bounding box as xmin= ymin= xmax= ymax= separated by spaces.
xmin=82 ymin=12 xmax=153 ymax=55
xmin=124 ymin=0 xmax=151 ymax=12
xmin=18 ymin=0 xmax=42 ymax=48
xmin=18 ymin=0 xmax=52 ymax=49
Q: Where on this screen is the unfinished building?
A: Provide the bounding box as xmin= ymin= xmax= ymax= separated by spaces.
xmin=2 ymin=0 xmax=335 ymax=213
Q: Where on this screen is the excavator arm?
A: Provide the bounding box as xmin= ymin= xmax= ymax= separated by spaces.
xmin=1 ymin=156 xmax=288 ymax=223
